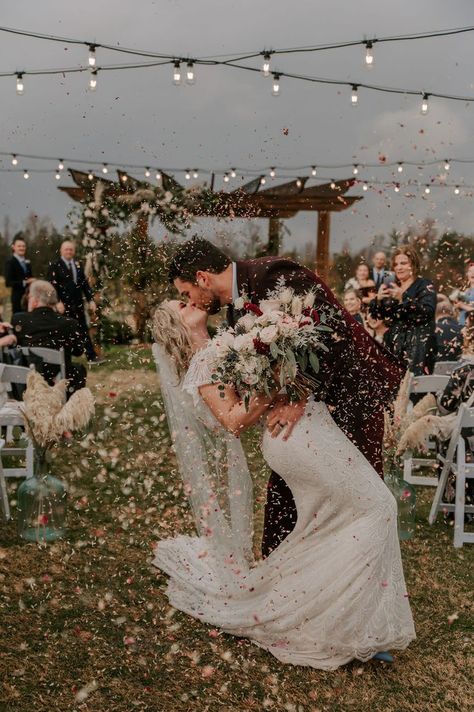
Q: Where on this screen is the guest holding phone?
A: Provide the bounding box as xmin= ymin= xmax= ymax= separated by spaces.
xmin=369 ymin=245 xmax=437 ymax=375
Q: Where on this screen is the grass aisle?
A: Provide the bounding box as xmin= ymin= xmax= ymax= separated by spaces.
xmin=0 ymin=347 xmax=472 ymax=712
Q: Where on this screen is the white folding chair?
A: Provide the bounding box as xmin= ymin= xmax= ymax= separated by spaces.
xmin=402 ymin=373 xmax=451 ymax=487
xmin=429 ymin=403 xmax=474 ymax=547
xmin=433 ymin=361 xmax=461 ymax=376
xmin=0 ymin=364 xmax=34 ymax=486
xmin=20 ymin=346 xmax=67 ymax=380
xmin=0 ymin=439 xmax=9 ymax=520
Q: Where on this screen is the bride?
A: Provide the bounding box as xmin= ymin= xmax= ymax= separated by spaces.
xmin=151 ymin=299 xmax=415 ymax=670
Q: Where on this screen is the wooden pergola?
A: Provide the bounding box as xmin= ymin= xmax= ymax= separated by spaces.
xmin=60 ymin=170 xmax=362 ymax=281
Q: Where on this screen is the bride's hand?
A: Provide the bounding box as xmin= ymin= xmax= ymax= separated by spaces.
xmin=266 ymin=397 xmax=307 ymax=441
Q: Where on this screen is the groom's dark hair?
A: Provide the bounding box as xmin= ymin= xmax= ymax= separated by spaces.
xmin=168 ymin=237 xmax=231 ymax=283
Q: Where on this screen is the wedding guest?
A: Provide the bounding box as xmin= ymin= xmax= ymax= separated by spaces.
xmin=343 ymin=288 xmax=364 ymax=325
xmin=345 ymin=263 xmax=377 ymax=308
xmin=12 ymin=280 xmax=86 ymax=397
xmin=454 ymin=262 xmax=474 ymax=326
xmin=371 ymin=251 xmax=395 ymax=290
xmin=369 ymin=245 xmax=437 ymax=375
xmin=0 ymin=322 xmax=17 ymax=348
xmin=4 ymin=237 xmax=35 ymax=314
xmin=365 ymin=313 xmax=388 ymax=344
xmin=435 ymin=300 xmax=463 ymax=362
xmin=47 ymin=240 xmax=98 ymax=363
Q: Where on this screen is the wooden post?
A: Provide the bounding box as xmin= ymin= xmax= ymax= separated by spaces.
xmin=267 ymin=216 xmax=281 ymax=255
xmin=316 ymin=210 xmax=330 ymax=279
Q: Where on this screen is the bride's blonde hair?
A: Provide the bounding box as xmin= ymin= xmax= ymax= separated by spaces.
xmin=152 ymin=301 xmax=193 ymax=380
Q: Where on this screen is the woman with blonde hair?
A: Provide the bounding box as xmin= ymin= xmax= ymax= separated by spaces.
xmin=369 ymin=245 xmax=437 ymax=375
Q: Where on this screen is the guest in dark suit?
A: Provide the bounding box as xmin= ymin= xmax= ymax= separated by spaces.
xmin=435 ymin=300 xmax=463 ymax=362
xmin=47 ymin=240 xmax=98 ymax=362
xmin=343 ymin=288 xmax=364 ymax=325
xmin=169 ymin=237 xmax=404 ymax=556
xmin=12 ymin=280 xmax=86 ymax=396
xmin=371 ymin=251 xmax=395 ymax=290
xmin=4 ymin=237 xmax=35 ymax=314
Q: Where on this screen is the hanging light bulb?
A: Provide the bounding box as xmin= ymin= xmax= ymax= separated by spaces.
xmin=330 ymin=180 xmax=336 ymax=189
xmin=185 ymin=170 xmax=191 ymax=180
xmin=223 ymin=173 xmax=230 ymax=183
xmin=16 ymin=73 xmax=24 ymax=95
xmin=269 ymin=167 xmax=276 ymax=178
xmin=311 ymin=166 xmax=317 ymax=176
xmin=11 ymin=154 xmax=18 ymax=166
xmin=444 ymin=160 xmax=450 ymax=171
xmin=173 ymin=60 xmax=182 ymax=86
xmin=362 ymin=182 xmax=368 ymax=191
xmin=156 ymin=171 xmax=162 ymax=181
xmin=262 ymin=53 xmax=271 ymax=77
xmin=365 ymin=41 xmax=374 ymax=67
xmin=260 ymin=176 xmax=266 ymax=185
xmin=353 ymin=164 xmax=359 ymax=175
xmin=424 ymin=185 xmax=431 ymax=194
xmin=351 ymin=85 xmax=358 ymax=106
xmin=296 ymin=178 xmax=302 ymax=188
xmin=394 ymin=183 xmax=400 ymax=192
xmin=193 ymin=169 xmax=199 ymax=179
xmin=88 ymin=45 xmax=96 ymax=67
xmin=272 ymin=73 xmax=280 ymax=96
xmin=121 ymin=174 xmax=128 ymax=183
xmin=89 ymin=70 xmax=97 ymax=91
xmin=55 ymin=172 xmax=61 ymax=180
xmin=186 ymin=61 xmax=195 ymax=85
xmin=23 ymin=169 xmax=29 ymax=180
xmin=397 ymin=163 xmax=403 ymax=173
xmin=58 ymin=160 xmax=64 ymax=171
xmin=421 ymin=93 xmax=429 ymax=115
xmin=88 ymin=171 xmax=94 ymax=181
xmin=454 ymin=186 xmax=460 ymax=195
xmin=102 ymin=163 xmax=108 ymax=174
xmin=145 ymin=167 xmax=151 ymax=178
xmin=230 ymin=168 xmax=237 ymax=178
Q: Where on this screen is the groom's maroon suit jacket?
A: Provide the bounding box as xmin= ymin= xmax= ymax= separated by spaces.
xmin=228 ymin=257 xmax=404 ymax=557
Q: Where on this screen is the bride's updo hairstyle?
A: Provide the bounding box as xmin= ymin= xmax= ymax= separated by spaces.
xmin=152 ymin=301 xmax=193 ymax=380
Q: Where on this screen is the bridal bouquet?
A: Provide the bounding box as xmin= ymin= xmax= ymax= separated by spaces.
xmin=211 ymin=281 xmax=334 ymax=406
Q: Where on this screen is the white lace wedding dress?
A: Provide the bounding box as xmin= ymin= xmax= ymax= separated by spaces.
xmin=152 ymin=346 xmax=415 ymax=670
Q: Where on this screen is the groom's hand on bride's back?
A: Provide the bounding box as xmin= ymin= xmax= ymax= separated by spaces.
xmin=266 ymin=397 xmax=307 ymax=440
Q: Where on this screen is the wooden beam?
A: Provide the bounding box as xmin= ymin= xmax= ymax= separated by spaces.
xmin=267 ymin=217 xmax=281 ymax=255
xmin=316 ymin=210 xmax=330 ymax=280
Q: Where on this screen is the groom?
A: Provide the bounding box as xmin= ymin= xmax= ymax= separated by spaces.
xmin=169 ymin=237 xmax=404 ymax=557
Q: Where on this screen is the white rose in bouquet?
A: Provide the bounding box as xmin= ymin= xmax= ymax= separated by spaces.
xmin=214 ymin=331 xmax=235 ymax=357
xmin=234 ymin=296 xmax=245 ymax=310
xmin=279 ymin=317 xmax=299 ymax=337
xmin=234 ymin=333 xmax=254 ymax=352
xmin=236 ymin=313 xmax=256 ymax=332
xmin=259 ymin=299 xmax=282 ymax=314
xmin=259 ymin=325 xmax=279 ymax=344
xmin=291 ymin=296 xmax=303 ymax=316
xmin=304 ymin=292 xmax=316 ymax=309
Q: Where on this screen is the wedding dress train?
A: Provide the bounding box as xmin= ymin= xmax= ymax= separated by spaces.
xmin=152 ymin=348 xmax=415 ymax=670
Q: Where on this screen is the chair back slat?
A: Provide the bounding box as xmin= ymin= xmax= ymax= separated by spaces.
xmin=460 ymin=405 xmax=474 ymax=429
xmin=433 ymin=361 xmax=460 ymax=376
xmin=410 ymin=374 xmax=450 ymax=394
xmin=0 ymin=364 xmax=32 ymax=384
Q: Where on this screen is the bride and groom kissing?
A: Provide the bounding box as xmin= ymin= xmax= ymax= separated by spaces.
xmin=151 ymin=237 xmax=415 ymax=670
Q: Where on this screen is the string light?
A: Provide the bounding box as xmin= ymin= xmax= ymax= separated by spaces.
xmin=55 ymin=171 xmax=61 ymax=180
xmin=89 ymin=69 xmax=97 ymax=91
xmin=186 ymin=61 xmax=195 ymax=85
xmin=272 ymin=73 xmax=280 ymax=96
xmin=88 ymin=171 xmax=94 ymax=180
xmin=296 ymin=178 xmax=303 ymax=188
xmin=88 ymin=45 xmax=96 ymax=67
xmin=230 ymin=168 xmax=237 ymax=178
xmin=351 ymin=85 xmax=358 ymax=105
xmin=156 ymin=171 xmax=162 ymax=181
xmin=424 ymin=185 xmax=431 ymax=194
xmin=16 ymin=73 xmax=24 ymax=95
xmin=58 ymin=160 xmax=64 ymax=171
xmin=444 ymin=160 xmax=450 ymax=171
xmin=421 ymin=92 xmax=429 ymax=115
xmin=330 ymin=179 xmax=336 ymax=189
xmin=121 ymin=174 xmax=128 ymax=182
xmin=223 ymin=173 xmax=230 ymax=182
xmin=193 ymin=169 xmax=199 ymax=178
xmin=11 ymin=154 xmax=18 ymax=166
xmin=353 ymin=164 xmax=359 ymax=175
xmin=397 ymin=163 xmax=403 ymax=173
xmin=362 ymin=182 xmax=368 ymax=191
xmin=394 ymin=183 xmax=400 ymax=192
xmin=23 ymin=169 xmax=29 ymax=179
xmin=260 ymin=176 xmax=266 ymax=185
xmin=102 ymin=163 xmax=108 ymax=174
xmin=262 ymin=53 xmax=271 ymax=77
xmin=454 ymin=185 xmax=460 ymax=194
xmin=173 ymin=60 xmax=181 ymax=86
xmin=311 ymin=166 xmax=317 ymax=176
xmin=269 ymin=167 xmax=276 ymax=178
xmin=145 ymin=168 xmax=151 ymax=178
xmin=365 ymin=41 xmax=374 ymax=67
xmin=185 ymin=170 xmax=191 ymax=180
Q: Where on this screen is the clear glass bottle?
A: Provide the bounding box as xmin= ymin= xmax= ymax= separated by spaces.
xmin=17 ymin=452 xmax=67 ymax=543
xmin=385 ymin=458 xmax=416 ymax=541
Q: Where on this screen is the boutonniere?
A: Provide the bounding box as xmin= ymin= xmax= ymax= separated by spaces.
xmin=234 ymin=292 xmax=248 ymax=311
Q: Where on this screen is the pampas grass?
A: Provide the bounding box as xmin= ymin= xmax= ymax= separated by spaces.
xmin=397 ymin=413 xmax=457 ymax=455
xmin=21 ymin=371 xmax=95 ymax=450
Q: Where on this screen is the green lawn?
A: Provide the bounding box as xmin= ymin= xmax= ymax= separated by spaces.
xmin=0 ymin=347 xmax=472 ymax=712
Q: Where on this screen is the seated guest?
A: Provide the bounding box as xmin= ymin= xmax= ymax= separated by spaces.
xmin=453 ymin=262 xmax=474 ymax=326
xmin=343 ymin=288 xmax=364 ymax=325
xmin=435 ymin=300 xmax=463 ymax=362
xmin=12 ymin=280 xmax=86 ymax=397
xmin=365 ymin=313 xmax=388 ymax=344
xmin=345 ymin=263 xmax=377 ymax=307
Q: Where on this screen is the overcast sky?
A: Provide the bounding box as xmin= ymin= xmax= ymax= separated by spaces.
xmin=1 ymin=0 xmax=474 ymax=256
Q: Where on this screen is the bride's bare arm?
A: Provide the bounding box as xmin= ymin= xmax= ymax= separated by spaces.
xmin=199 ymin=383 xmax=274 ymax=436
